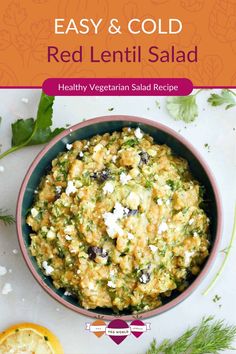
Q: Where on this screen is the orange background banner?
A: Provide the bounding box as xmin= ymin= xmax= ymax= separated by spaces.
xmin=0 ymin=0 xmax=236 ymax=87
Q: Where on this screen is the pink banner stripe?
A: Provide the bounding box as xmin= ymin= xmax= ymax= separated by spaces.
xmin=42 ymin=78 xmax=193 ymax=96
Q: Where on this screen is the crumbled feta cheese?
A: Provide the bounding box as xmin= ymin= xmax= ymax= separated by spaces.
xmin=55 ymin=186 xmax=62 ymax=194
xmin=31 ymin=208 xmax=39 ymax=218
xmin=184 ymin=251 xmax=195 ymax=265
xmin=103 ymin=181 xmax=114 ymax=194
xmin=107 ymin=280 xmax=116 ymax=288
xmin=79 ymin=151 xmax=84 ymax=157
xmin=88 ymin=282 xmax=95 ymax=290
xmin=113 ymin=202 xmax=126 ymax=219
xmin=188 ymin=218 xmax=194 ymax=225
xmin=158 ymin=221 xmax=168 ymax=234
xmin=166 ymin=199 xmax=171 ymax=206
xmin=193 ymin=232 xmax=198 ymax=237
xmin=139 ymin=273 xmax=149 ymax=284
xmin=2 ymin=283 xmax=12 ymax=295
xmin=65 ymin=235 xmax=72 ymax=241
xmin=134 ymin=127 xmax=143 ymax=139
xmin=65 ymin=181 xmax=77 ymax=196
xmin=64 ymin=290 xmax=72 ymax=296
xmin=94 ymin=143 xmax=103 ymax=152
xmin=42 ymin=261 xmax=54 ymax=276
xmin=112 ymin=155 xmax=117 ymax=163
xmin=120 ymin=172 xmax=132 ymax=185
xmin=103 ymin=202 xmax=127 ymax=237
xmin=66 ymin=143 xmax=73 ymax=150
xmin=64 ymin=225 xmax=74 ymax=234
xmin=110 ymin=269 xmax=115 ymax=277
xmin=77 ymin=269 xmax=81 ymax=274
xmin=0 ymin=266 xmax=7 ymax=276
xmin=12 ymin=249 xmax=18 ymax=255
xmin=21 ymin=97 xmax=29 ymax=104
xmin=126 ymin=191 xmax=140 ymax=210
xmin=47 ymin=230 xmax=56 ymax=240
xmin=149 ymin=245 xmax=158 ymax=253
xmin=127 ymin=232 xmax=134 ymax=240
xmin=34 ymin=190 xmax=38 ymax=194
xmin=0 ymin=166 xmax=5 ymax=172
xmin=156 ymin=198 xmax=163 ymax=206
xmin=127 ymin=127 xmax=131 ymax=132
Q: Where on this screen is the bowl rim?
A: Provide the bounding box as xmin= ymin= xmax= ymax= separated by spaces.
xmin=16 ymin=115 xmax=222 ymax=320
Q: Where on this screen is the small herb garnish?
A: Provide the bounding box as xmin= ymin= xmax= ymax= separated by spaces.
xmin=146 ymin=316 xmax=236 ymax=354
xmin=166 ymin=89 xmax=236 ymax=124
xmin=123 ymin=139 xmax=139 ymax=147
xmin=213 ymin=294 xmax=221 ymax=303
xmin=0 ymin=93 xmax=64 ymax=160
xmin=108 ymin=107 xmax=114 ymax=111
xmin=44 ymin=336 xmax=49 ymax=341
xmin=0 ymin=209 xmax=15 ymax=226
xmin=166 ymin=90 xmax=202 ymax=123
xmin=208 ymin=89 xmax=236 ymax=110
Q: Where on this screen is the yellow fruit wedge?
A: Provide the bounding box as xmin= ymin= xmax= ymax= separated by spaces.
xmin=0 ymin=323 xmax=64 ymax=354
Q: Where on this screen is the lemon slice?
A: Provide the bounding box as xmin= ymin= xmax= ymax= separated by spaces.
xmin=0 ymin=323 xmax=64 ymax=354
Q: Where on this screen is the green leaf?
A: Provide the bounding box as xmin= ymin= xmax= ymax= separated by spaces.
xmin=29 ymin=127 xmax=64 ymax=145
xmin=0 ymin=92 xmax=65 ymax=160
xmin=35 ymin=93 xmax=55 ymax=129
xmin=207 ymin=89 xmax=236 ymax=110
xmin=166 ymin=95 xmax=198 ymax=123
xmin=11 ymin=118 xmax=35 ymax=146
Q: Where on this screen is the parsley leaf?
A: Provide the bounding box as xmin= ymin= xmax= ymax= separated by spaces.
xmin=166 ymin=95 xmax=198 ymax=123
xmin=208 ymin=89 xmax=236 ymax=110
xmin=0 ymin=93 xmax=64 ymax=160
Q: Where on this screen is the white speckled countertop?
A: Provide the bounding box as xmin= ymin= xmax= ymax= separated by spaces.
xmin=0 ymin=89 xmax=235 ymax=354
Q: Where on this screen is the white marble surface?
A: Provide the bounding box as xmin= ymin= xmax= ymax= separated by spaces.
xmin=0 ymin=89 xmax=235 ymax=354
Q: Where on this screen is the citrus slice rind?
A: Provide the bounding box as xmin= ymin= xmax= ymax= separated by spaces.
xmin=0 ymin=323 xmax=63 ymax=354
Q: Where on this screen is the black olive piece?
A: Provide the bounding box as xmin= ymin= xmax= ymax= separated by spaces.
xmin=127 ymin=209 xmax=138 ymax=216
xmin=88 ymin=246 xmax=108 ymax=261
xmin=90 ymin=169 xmax=111 ymax=183
xmin=139 ymin=269 xmax=151 ymax=284
xmin=139 ymin=151 xmax=149 ymax=165
xmin=99 ymin=169 xmax=111 ymax=182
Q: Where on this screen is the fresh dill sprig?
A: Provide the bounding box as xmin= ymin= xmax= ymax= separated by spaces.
xmin=0 ymin=209 xmax=15 ymax=226
xmin=146 ymin=316 xmax=236 ymax=354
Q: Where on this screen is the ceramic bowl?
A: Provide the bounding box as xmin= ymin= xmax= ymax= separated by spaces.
xmin=17 ymin=115 xmax=222 ymax=320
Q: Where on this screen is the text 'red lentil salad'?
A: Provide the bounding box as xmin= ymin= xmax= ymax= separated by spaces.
xmin=27 ymin=127 xmax=210 ymax=313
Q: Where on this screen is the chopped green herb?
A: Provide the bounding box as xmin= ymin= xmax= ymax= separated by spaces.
xmin=213 ymin=294 xmax=221 ymax=303
xmin=44 ymin=336 xmax=49 ymax=341
xmin=208 ymin=89 xmax=236 ymax=110
xmin=108 ymin=107 xmax=114 ymax=111
xmin=123 ymin=139 xmax=139 ymax=147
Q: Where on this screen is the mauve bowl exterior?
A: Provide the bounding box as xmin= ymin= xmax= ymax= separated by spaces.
xmin=16 ymin=115 xmax=222 ymax=321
